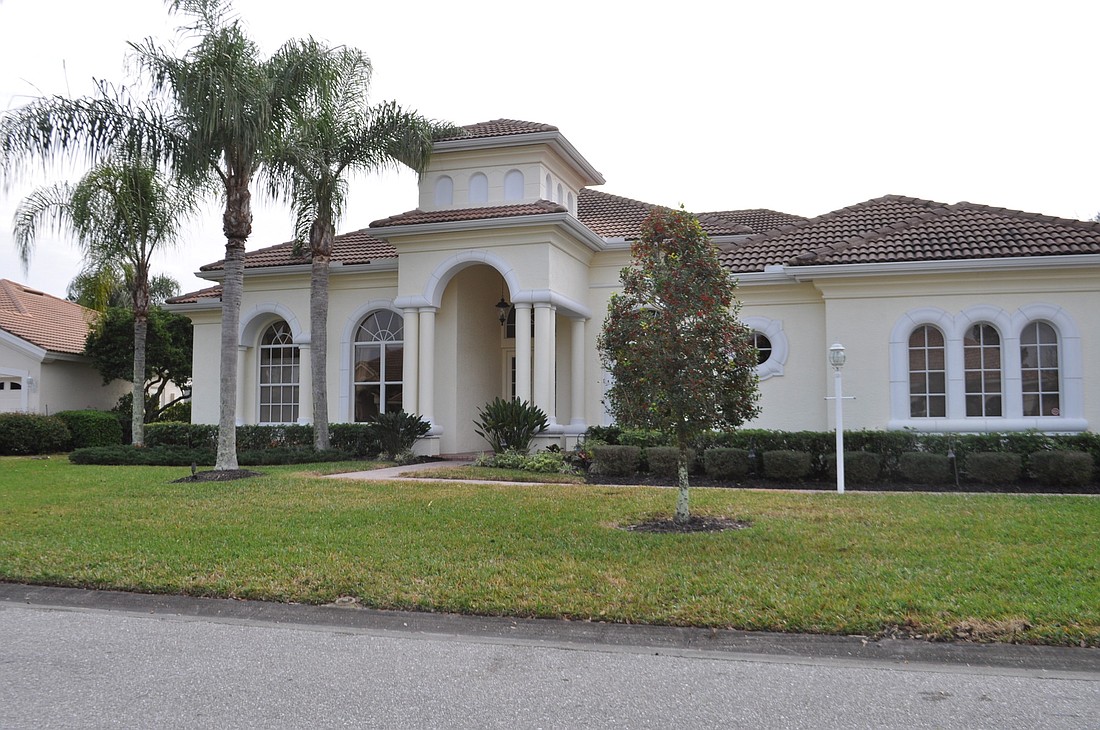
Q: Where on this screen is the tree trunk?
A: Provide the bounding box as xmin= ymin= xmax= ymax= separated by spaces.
xmin=675 ymin=438 xmax=691 ymax=525
xmin=309 ymin=218 xmax=332 ymax=450
xmin=130 ymin=275 xmax=150 ymax=447
xmin=215 ymin=175 xmax=252 ymax=470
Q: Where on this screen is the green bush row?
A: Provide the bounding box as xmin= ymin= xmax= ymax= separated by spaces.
xmin=145 ymin=422 xmax=386 ymax=457
xmin=68 ymin=445 xmax=354 ymax=467
xmin=0 ymin=413 xmax=72 ymax=455
xmin=585 ymin=427 xmax=1100 ymax=484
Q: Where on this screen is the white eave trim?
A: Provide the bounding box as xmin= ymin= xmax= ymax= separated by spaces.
xmin=0 ymin=327 xmax=48 ymax=361
xmin=788 ymin=254 xmax=1100 ymax=280
xmin=372 ymin=213 xmax=609 ymax=253
xmin=196 ymin=258 xmax=399 ymax=283
xmin=434 ymin=131 xmax=605 ymax=186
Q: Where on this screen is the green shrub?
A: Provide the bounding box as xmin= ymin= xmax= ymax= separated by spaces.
xmin=644 ymin=446 xmax=695 ymax=477
xmin=329 ymin=423 xmax=381 ymax=457
xmin=619 ymin=429 xmax=670 ymax=449
xmin=703 ymin=448 xmax=752 ymax=479
xmin=763 ymin=450 xmax=812 ymax=481
xmin=591 ymin=445 xmax=641 ymax=476
xmin=825 ymin=451 xmax=882 ymax=484
xmin=372 ymin=411 xmax=430 ymax=460
xmin=236 ymin=424 xmax=314 ymax=451
xmin=145 ymin=422 xmax=218 ymax=449
xmin=965 ymin=452 xmax=1022 ymax=485
xmin=474 ymin=398 xmax=548 ymax=453
xmin=155 ymin=400 xmax=192 ymax=423
xmin=898 ymin=452 xmax=952 ymax=485
xmin=0 ymin=412 xmax=72 ymax=455
xmin=1029 ymin=450 xmax=1095 ymax=488
xmin=69 ymin=445 xmax=215 ymax=466
xmin=55 ymin=410 xmax=122 ymax=448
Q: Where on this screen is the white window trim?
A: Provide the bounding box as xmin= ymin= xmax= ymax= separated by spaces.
xmin=257 ymin=321 xmax=300 ymax=425
xmin=889 ymin=304 xmax=1086 ymax=432
xmin=741 ymin=316 xmax=788 ymax=381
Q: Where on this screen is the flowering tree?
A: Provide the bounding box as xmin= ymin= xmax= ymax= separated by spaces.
xmin=598 ymin=208 xmax=760 ymax=524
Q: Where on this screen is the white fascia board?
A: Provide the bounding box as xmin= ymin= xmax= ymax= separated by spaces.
xmin=434 ymin=132 xmax=606 ymax=186
xmin=197 ymin=258 xmax=399 ymax=283
xmin=164 ymin=299 xmax=221 ymax=313
xmin=41 ymin=352 xmax=89 ymax=364
xmin=372 ymin=213 xmax=609 ymax=253
xmin=0 ymin=327 xmax=47 ymax=361
xmin=788 ymin=254 xmax=1100 ymax=281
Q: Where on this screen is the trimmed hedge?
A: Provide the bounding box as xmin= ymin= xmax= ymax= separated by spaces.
xmin=1029 ymin=451 xmax=1095 ymax=488
xmin=55 ymin=410 xmax=123 ymax=448
xmin=144 ymin=422 xmax=382 ymax=458
xmin=825 ymin=451 xmax=882 ymax=484
xmin=0 ymin=412 xmax=71 ymax=455
xmin=763 ymin=450 xmax=812 ymax=481
xmin=644 ymin=447 xmax=696 ymax=477
xmin=68 ymin=445 xmax=354 ymax=466
xmin=898 ymin=452 xmax=953 ymax=485
xmin=965 ymin=452 xmax=1022 ymax=485
xmin=592 ymin=445 xmax=641 ymax=476
xmin=703 ymin=448 xmax=752 ymax=479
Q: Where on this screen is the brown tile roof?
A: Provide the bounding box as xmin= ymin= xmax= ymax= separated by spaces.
xmin=441 ymin=119 xmax=559 ymax=140
xmin=166 ymin=285 xmax=223 ymax=305
xmin=794 ymin=202 xmax=1100 ymax=266
xmin=697 ymin=209 xmax=809 ymax=235
xmin=371 ymin=200 xmax=567 ymax=228
xmin=199 ymin=228 xmax=396 ymax=272
xmin=0 ymin=279 xmax=95 ymax=355
xmin=718 ymin=195 xmax=948 ymax=273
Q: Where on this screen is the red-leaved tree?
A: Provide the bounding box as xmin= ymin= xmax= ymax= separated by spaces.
xmin=598 ymin=208 xmax=760 ymax=524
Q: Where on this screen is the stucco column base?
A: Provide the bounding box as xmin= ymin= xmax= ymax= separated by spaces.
xmin=413 ymin=435 xmax=441 ymax=457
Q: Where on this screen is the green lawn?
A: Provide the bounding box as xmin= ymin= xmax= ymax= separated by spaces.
xmin=1 ymin=456 xmax=1097 ymax=646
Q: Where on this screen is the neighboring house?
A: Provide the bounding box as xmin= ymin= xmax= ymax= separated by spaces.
xmin=168 ymin=119 xmax=1100 ymax=454
xmin=0 ymin=279 xmax=128 ymax=414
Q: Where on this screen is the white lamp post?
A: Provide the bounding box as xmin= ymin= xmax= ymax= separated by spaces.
xmin=828 ymin=343 xmax=847 ymax=494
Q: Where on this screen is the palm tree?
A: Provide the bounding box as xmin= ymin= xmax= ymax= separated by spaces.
xmin=12 ymin=157 xmax=196 ymax=447
xmin=67 ymin=266 xmax=180 ymax=312
xmin=265 ymin=41 xmax=452 ymax=450
xmin=0 ymin=0 xmax=334 ymax=469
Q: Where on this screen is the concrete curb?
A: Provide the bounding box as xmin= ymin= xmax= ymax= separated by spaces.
xmin=2 ymin=583 xmax=1096 ymax=678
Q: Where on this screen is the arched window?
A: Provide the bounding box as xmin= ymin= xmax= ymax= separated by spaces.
xmin=545 ymin=173 xmax=553 ymax=200
xmin=567 ymin=191 xmax=574 ymax=213
xmin=353 ymin=310 xmax=403 ymax=422
xmin=469 ymin=173 xmax=488 ymax=204
xmin=1021 ymin=321 xmax=1060 ymax=417
xmin=908 ymin=325 xmax=946 ymax=417
xmin=434 ymin=176 xmax=453 ymax=207
xmin=504 ymin=169 xmax=524 ymax=201
xmin=555 ymin=183 xmax=564 ymax=204
xmin=258 ymin=320 xmax=299 ymax=424
xmin=964 ymin=322 xmax=1002 ymax=417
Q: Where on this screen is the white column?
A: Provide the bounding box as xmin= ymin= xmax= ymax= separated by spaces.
xmin=418 ymin=307 xmax=436 ymax=430
xmin=547 ymin=306 xmax=558 ymax=426
xmin=533 ymin=303 xmax=552 ymax=415
xmin=402 ymin=308 xmax=420 ymax=415
xmin=236 ymin=346 xmax=248 ymax=426
xmin=570 ymin=318 xmax=586 ymax=429
xmin=515 ymin=303 xmax=532 ymax=403
xmin=296 ymin=343 xmax=312 ymax=425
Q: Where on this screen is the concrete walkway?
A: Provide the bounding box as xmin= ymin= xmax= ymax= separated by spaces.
xmin=324 ymin=459 xmax=572 ymax=487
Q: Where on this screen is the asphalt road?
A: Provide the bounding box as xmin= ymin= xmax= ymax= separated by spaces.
xmin=1 ymin=584 xmax=1096 ymax=729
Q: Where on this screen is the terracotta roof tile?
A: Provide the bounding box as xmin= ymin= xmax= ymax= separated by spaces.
xmin=0 ymin=279 xmax=95 ymax=355
xmin=166 ymin=285 xmax=223 ymax=305
xmin=718 ymin=195 xmax=947 ymax=273
xmin=371 ymin=200 xmax=567 ymax=228
xmin=697 ymin=209 xmax=809 ymax=235
xmin=441 ymin=119 xmax=559 ymax=140
xmin=199 ymin=228 xmax=396 ymax=272
xmin=794 ymin=202 xmax=1100 ymax=265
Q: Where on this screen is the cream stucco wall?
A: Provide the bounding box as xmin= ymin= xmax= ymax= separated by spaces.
xmin=37 ymin=359 xmax=128 ymax=414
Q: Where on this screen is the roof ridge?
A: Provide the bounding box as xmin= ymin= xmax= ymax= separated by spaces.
xmin=947 ymin=200 xmax=1100 ymax=231
xmin=578 ymin=187 xmax=665 ymax=211
xmin=0 ymin=279 xmax=29 ymax=315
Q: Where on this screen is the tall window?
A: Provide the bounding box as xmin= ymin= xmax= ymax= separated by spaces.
xmin=1021 ymin=321 xmax=1060 ymax=417
xmin=964 ymin=323 xmax=1002 ymax=417
xmin=469 ymin=173 xmax=488 ymax=204
xmin=504 ymin=169 xmax=524 ymax=201
xmin=908 ymin=325 xmax=946 ymax=417
xmin=434 ymin=176 xmax=453 ymax=206
xmin=354 ymin=310 xmax=403 ymax=422
xmin=258 ymin=321 xmax=299 ymax=424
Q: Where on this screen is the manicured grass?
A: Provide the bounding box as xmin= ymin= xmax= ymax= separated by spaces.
xmin=1 ymin=456 xmax=1097 ymax=646
xmin=400 ymin=464 xmax=585 ymax=484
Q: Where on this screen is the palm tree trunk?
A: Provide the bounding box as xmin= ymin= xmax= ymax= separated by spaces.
xmin=215 ymin=176 xmax=251 ymax=471
xmin=310 ymin=218 xmax=333 ymax=451
xmin=131 ymin=276 xmax=150 ymax=447
xmin=674 ymin=438 xmax=691 ymax=524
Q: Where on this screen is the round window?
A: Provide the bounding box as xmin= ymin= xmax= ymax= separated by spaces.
xmin=753 ymin=332 xmax=772 ymax=365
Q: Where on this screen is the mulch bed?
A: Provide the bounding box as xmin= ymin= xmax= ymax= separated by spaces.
xmin=172 ymin=469 xmax=263 ymax=483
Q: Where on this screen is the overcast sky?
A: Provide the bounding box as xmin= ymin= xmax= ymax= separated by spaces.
xmin=2 ymin=0 xmax=1098 ymax=298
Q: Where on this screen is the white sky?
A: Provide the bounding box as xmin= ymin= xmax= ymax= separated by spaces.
xmin=2 ymin=0 xmax=1098 ymax=298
